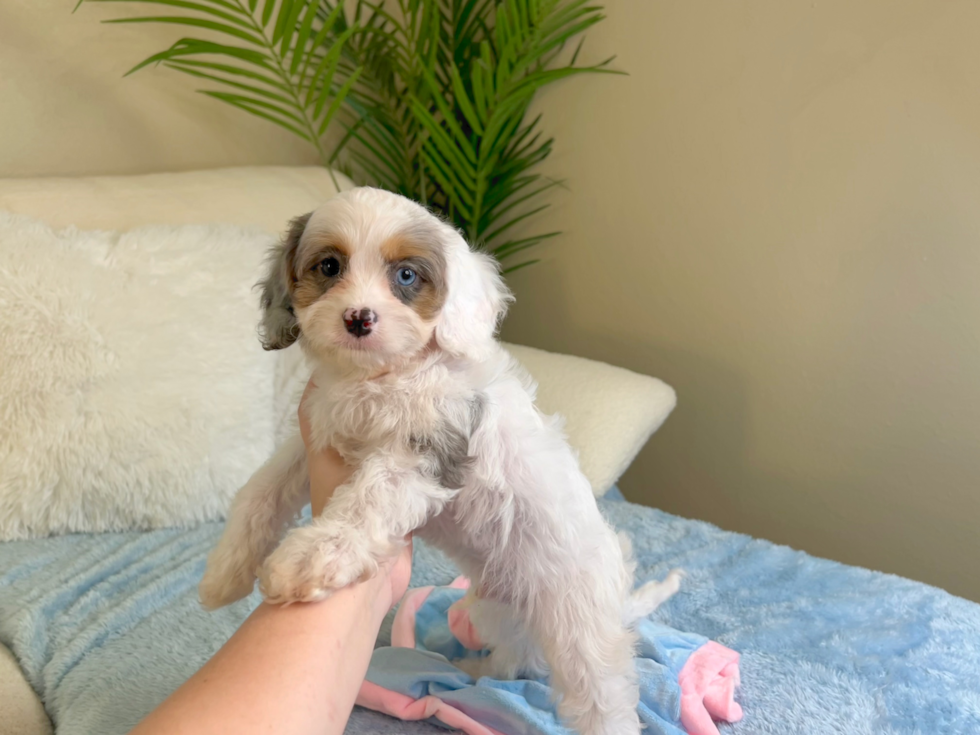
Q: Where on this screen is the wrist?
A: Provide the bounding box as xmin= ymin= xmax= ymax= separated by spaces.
xmin=253 ymin=574 xmax=390 ymax=630
xmin=363 ymin=569 xmax=395 ymax=623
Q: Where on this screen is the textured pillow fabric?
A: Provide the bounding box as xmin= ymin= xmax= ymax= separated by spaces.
xmin=0 ymin=165 xmax=344 ymax=463
xmin=504 ymin=344 xmax=676 ymax=497
xmin=0 ymin=212 xmax=278 ymax=540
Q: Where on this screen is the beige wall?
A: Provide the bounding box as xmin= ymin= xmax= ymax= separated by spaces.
xmin=0 ymin=1 xmax=319 ymax=177
xmin=502 ymin=0 xmax=980 ymax=600
xmin=3 ymin=2 xmax=978 ymax=600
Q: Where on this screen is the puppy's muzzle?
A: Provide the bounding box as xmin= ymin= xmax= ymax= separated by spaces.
xmin=343 ymin=307 xmax=377 ymax=337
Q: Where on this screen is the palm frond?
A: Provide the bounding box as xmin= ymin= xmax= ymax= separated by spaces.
xmin=400 ymin=0 xmax=619 ymax=251
xmin=81 ymin=0 xmax=620 ymax=267
xmin=84 ymin=0 xmax=361 ymax=174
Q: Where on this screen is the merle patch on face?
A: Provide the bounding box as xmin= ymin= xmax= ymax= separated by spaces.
xmin=388 ymin=257 xmax=431 ymax=305
xmin=380 ymin=234 xmax=447 ymax=321
xmin=258 ymin=212 xmax=311 ymax=351
xmin=292 ymin=244 xmax=349 ymax=310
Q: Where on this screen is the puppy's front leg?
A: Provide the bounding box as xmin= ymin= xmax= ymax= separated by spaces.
xmin=199 ymin=434 xmax=309 ymax=610
xmin=258 ymin=455 xmax=452 ymax=604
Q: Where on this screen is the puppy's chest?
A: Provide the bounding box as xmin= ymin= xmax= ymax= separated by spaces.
xmin=322 ymin=377 xmax=481 ymax=489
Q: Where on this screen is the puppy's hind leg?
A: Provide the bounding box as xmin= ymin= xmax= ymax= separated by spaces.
xmin=199 ymin=434 xmax=308 ymax=610
xmin=532 ymin=589 xmax=642 ymax=735
xmin=454 ymin=596 xmax=549 ymax=681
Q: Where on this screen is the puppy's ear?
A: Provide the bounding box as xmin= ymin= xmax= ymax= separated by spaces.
xmin=435 ymin=230 xmax=512 ymax=361
xmin=258 ymin=212 xmax=310 ymax=351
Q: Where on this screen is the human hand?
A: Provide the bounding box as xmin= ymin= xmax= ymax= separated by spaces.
xmin=298 ymin=377 xmax=352 ymax=516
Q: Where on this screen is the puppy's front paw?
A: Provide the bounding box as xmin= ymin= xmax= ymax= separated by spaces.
xmin=199 ymin=552 xmax=258 ymax=611
xmin=258 ymin=525 xmax=378 ymax=604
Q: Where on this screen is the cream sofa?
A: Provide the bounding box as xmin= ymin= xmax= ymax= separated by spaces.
xmin=0 ymin=166 xmax=676 ymax=733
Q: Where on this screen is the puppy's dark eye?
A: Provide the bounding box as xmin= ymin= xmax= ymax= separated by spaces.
xmin=319 ymin=257 xmax=340 ymax=278
xmin=396 ymin=267 xmax=417 ymax=286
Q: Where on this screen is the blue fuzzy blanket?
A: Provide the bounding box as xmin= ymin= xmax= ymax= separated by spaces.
xmin=1 ymin=494 xmax=979 ymax=734
xmin=359 ymin=579 xmax=742 ymax=735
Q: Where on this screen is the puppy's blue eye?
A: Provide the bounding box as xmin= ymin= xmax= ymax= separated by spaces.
xmin=396 ymin=267 xmax=417 ymax=286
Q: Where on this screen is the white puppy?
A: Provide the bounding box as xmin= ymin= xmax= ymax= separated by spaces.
xmin=199 ymin=187 xmax=681 ymax=735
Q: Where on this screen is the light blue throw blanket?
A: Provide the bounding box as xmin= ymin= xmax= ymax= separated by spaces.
xmin=2 ymin=494 xmax=980 ymax=734
xmin=358 ymin=581 xmax=741 ymax=735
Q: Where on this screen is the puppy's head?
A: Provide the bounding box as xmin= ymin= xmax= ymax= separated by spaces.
xmin=259 ymin=187 xmax=510 ymax=369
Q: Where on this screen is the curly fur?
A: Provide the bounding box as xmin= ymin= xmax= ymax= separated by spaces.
xmin=199 ymin=187 xmax=681 ymax=735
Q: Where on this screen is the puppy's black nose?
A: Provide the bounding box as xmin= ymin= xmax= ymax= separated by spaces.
xmin=343 ymin=307 xmax=376 ymax=337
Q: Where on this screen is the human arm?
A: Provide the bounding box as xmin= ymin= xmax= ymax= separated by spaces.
xmin=132 ymin=379 xmax=411 ymax=735
xmin=131 ymin=559 xmax=405 ymax=735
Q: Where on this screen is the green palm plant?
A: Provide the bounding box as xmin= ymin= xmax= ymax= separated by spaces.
xmin=80 ymin=0 xmax=617 ymax=270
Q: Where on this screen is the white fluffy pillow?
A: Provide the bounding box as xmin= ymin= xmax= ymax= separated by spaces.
xmin=0 ymin=212 xmax=278 ymax=539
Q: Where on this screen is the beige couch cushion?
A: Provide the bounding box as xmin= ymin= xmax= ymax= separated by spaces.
xmin=0 ymin=165 xmax=346 ymax=234
xmin=0 ymin=643 xmax=51 ymax=735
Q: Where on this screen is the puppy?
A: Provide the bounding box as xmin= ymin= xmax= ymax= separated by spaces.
xmin=199 ymin=187 xmax=681 ymax=735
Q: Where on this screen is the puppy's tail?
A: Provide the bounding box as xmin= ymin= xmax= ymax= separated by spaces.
xmin=622 ymin=569 xmax=684 ymax=626
xmin=618 ymin=531 xmax=684 ymax=626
